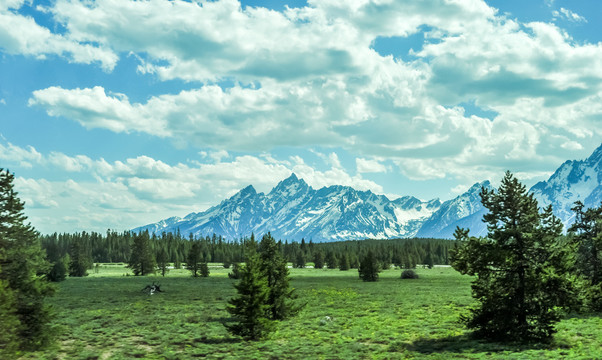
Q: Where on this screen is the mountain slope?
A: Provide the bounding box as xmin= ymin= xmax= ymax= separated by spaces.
xmin=530 ymin=144 xmax=602 ymax=228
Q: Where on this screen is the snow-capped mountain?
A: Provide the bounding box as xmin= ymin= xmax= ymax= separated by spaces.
xmin=135 ymin=173 xmax=442 ymax=242
xmin=415 ymin=181 xmax=492 ymax=239
xmin=531 ymin=143 xmax=602 ymax=228
xmin=135 ymin=144 xmax=602 ymax=241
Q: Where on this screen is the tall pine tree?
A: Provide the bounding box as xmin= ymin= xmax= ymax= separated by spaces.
xmin=451 ymin=171 xmax=571 ymax=342
xmin=0 ymin=169 xmax=55 ymax=350
xmin=128 ymin=232 xmax=156 ymax=276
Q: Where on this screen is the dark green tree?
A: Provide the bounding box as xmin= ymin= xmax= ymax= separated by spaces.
xmin=313 ymin=250 xmax=324 ymax=269
xmin=451 ymin=171 xmax=571 ymax=342
xmin=228 ymin=263 xmax=243 ymax=279
xmin=226 ymin=238 xmax=273 ymax=340
xmin=68 ymin=238 xmax=91 ymax=277
xmin=294 ymin=252 xmax=306 ymax=268
xmin=258 ymin=233 xmax=299 ymax=320
xmin=200 ymin=262 xmax=210 ymax=277
xmin=0 ymin=169 xmax=55 ymax=350
xmin=187 ymin=241 xmax=202 ymax=277
xmin=339 ymin=252 xmax=350 ymax=271
xmin=358 ymin=251 xmax=381 ymax=282
xmin=128 ymin=232 xmax=156 ymax=276
xmin=568 ymin=201 xmax=602 ymax=309
xmin=156 ymin=247 xmax=169 ymax=277
xmin=0 ymin=266 xmax=19 ymax=356
xmin=325 ymin=251 xmax=338 ymax=269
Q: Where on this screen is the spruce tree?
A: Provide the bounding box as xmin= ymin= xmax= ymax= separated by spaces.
xmin=313 ymin=251 xmax=324 ymax=269
xmin=339 ymin=252 xmax=350 ymax=270
xmin=325 ymin=251 xmax=338 ymax=269
xmin=0 ymin=266 xmax=19 ymax=356
xmin=156 ymin=247 xmax=169 ymax=277
xmin=568 ymin=201 xmax=602 ymax=309
xmin=68 ymin=238 xmax=91 ymax=277
xmin=358 ymin=251 xmax=381 ymax=282
xmin=226 ymin=238 xmax=273 ymax=340
xmin=187 ymin=241 xmax=202 ymax=277
xmin=200 ymin=262 xmax=210 ymax=277
xmin=451 ymin=171 xmax=571 ymax=342
xmin=258 ymin=233 xmax=298 ymax=320
xmin=128 ymin=232 xmax=156 ymax=276
xmin=0 ymin=169 xmax=55 ymax=350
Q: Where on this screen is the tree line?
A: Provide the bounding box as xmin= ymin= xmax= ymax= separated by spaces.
xmin=39 ymin=230 xmax=456 ymax=279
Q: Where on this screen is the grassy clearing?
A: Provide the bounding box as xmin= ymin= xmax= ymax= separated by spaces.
xmin=21 ymin=265 xmax=602 ymax=359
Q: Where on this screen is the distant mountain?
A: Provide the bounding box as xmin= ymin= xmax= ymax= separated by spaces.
xmin=531 ymin=143 xmax=602 ymax=228
xmin=135 ymin=173 xmax=442 ymax=242
xmin=415 ymin=181 xmax=491 ymax=239
xmin=136 ymin=144 xmax=602 ymax=241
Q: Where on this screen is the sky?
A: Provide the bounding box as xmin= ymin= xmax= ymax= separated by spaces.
xmin=1 ymin=0 xmax=601 ymax=234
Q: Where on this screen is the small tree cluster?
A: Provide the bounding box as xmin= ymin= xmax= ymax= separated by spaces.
xmin=358 ymin=251 xmax=380 ymax=282
xmin=226 ymin=233 xmax=299 ymax=340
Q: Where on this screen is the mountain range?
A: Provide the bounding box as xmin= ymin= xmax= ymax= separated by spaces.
xmin=135 ymin=144 xmax=602 ymax=241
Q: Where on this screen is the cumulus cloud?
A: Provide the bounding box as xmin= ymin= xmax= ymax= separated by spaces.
xmin=0 ymin=1 xmax=117 ymax=70
xmin=356 ymin=158 xmax=387 ymax=173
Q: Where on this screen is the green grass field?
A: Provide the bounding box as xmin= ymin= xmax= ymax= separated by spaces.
xmin=21 ymin=265 xmax=602 ymax=359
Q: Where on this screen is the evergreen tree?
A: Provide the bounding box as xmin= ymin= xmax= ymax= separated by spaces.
xmin=258 ymin=233 xmax=299 ymax=320
xmin=339 ymin=252 xmax=350 ymax=271
xmin=228 ymin=263 xmax=243 ymax=279
xmin=568 ymin=201 xmax=602 ymax=309
xmin=325 ymin=251 xmax=338 ymax=269
xmin=0 ymin=169 xmax=55 ymax=350
xmin=68 ymin=238 xmax=91 ymax=277
xmin=313 ymin=251 xmax=324 ymax=269
xmin=358 ymin=251 xmax=381 ymax=282
xmin=0 ymin=267 xmax=19 ymax=356
xmin=226 ymin=238 xmax=273 ymax=340
xmin=200 ymin=262 xmax=210 ymax=277
xmin=451 ymin=172 xmax=571 ymax=342
xmin=156 ymin=247 xmax=169 ymax=277
xmin=128 ymin=232 xmax=156 ymax=276
xmin=187 ymin=241 xmax=202 ymax=277
xmin=294 ymin=252 xmax=306 ymax=268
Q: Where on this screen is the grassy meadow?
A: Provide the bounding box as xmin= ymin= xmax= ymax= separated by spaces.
xmin=21 ymin=264 xmax=602 ymax=359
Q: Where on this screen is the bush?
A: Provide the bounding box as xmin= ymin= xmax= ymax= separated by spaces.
xmin=229 ymin=263 xmax=243 ymax=279
xmin=401 ymin=269 xmax=419 ymax=279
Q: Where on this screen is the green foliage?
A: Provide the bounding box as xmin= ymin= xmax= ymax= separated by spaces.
xmin=228 ymin=263 xmax=243 ymax=279
xmin=451 ymin=171 xmax=571 ymax=343
xmin=294 ymin=252 xmax=306 ymax=268
xmin=187 ymin=241 xmax=202 ymax=277
xmin=0 ymin=270 xmax=19 ymax=356
xmin=68 ymin=238 xmax=91 ymax=277
xmin=200 ymin=262 xmax=210 ymax=277
xmin=568 ymin=201 xmax=602 ymax=310
xmin=339 ymin=252 xmax=350 ymax=271
xmin=313 ymin=250 xmax=324 ymax=269
xmin=0 ymin=169 xmax=55 ymax=350
xmin=358 ymin=251 xmax=380 ymax=282
xmin=226 ymin=239 xmax=273 ymax=340
xmin=401 ymin=269 xmax=419 ymax=279
xmin=128 ymin=232 xmax=156 ymax=276
xmin=258 ymin=233 xmax=299 ymax=320
xmin=325 ymin=251 xmax=338 ymax=269
xmin=156 ymin=247 xmax=169 ymax=277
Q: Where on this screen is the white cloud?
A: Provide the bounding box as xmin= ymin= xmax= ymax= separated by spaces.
xmin=553 ymin=8 xmax=587 ymax=23
xmin=0 ymin=140 xmax=42 ymax=168
xmin=356 ymin=158 xmax=387 ymax=173
xmin=0 ymin=2 xmax=117 ymax=70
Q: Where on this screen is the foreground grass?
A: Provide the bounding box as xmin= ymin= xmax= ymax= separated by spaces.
xmin=21 ymin=265 xmax=602 ymax=359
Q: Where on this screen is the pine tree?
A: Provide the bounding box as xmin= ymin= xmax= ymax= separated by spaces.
xmin=187 ymin=241 xmax=202 ymax=277
xmin=200 ymin=262 xmax=210 ymax=277
xmin=156 ymin=247 xmax=169 ymax=277
xmin=69 ymin=238 xmax=91 ymax=277
xmin=313 ymin=251 xmax=324 ymax=269
xmin=339 ymin=252 xmax=350 ymax=271
xmin=128 ymin=232 xmax=156 ymax=276
xmin=325 ymin=251 xmax=338 ymax=269
xmin=451 ymin=171 xmax=571 ymax=342
xmin=0 ymin=169 xmax=55 ymax=350
xmin=358 ymin=251 xmax=381 ymax=282
xmin=258 ymin=233 xmax=299 ymax=320
xmin=568 ymin=201 xmax=602 ymax=309
xmin=294 ymin=252 xmax=306 ymax=268
xmin=226 ymin=238 xmax=273 ymax=340
xmin=0 ymin=267 xmax=19 ymax=356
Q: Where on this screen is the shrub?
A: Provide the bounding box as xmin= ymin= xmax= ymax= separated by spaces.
xmin=401 ymin=269 xmax=419 ymax=279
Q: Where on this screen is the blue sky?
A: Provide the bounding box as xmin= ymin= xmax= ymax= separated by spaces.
xmin=1 ymin=0 xmax=601 ymax=234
